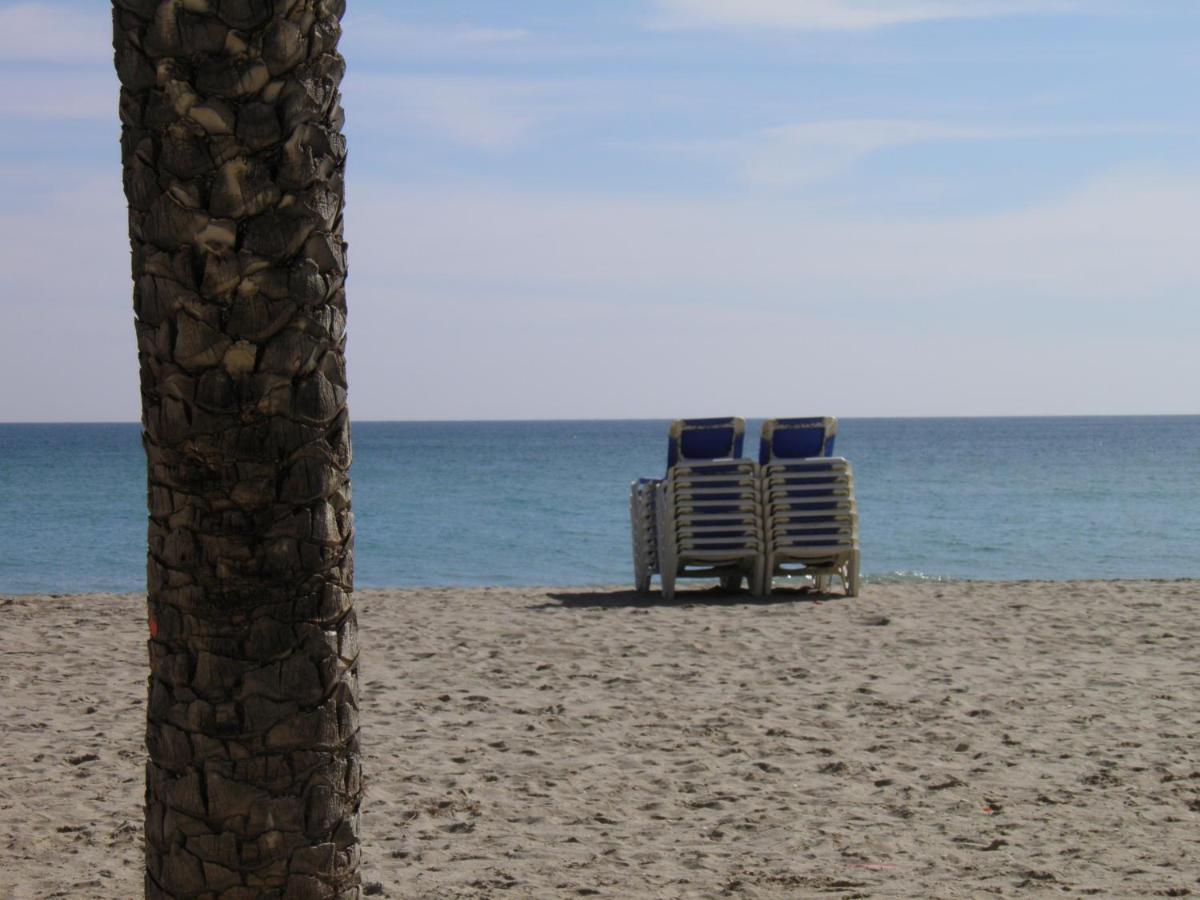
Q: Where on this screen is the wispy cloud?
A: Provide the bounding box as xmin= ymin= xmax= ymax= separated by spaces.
xmin=3 ymin=157 xmax=1196 ymax=419
xmin=341 ymin=18 xmax=532 ymax=62
xmin=337 ymin=165 xmax=1200 ymax=417
xmin=0 ymin=169 xmax=137 ymax=421
xmin=340 ymin=15 xmax=638 ymax=67
xmin=651 ymin=0 xmax=1078 ymax=31
xmin=343 ymin=72 xmax=610 ymax=151
xmin=0 ymin=3 xmax=110 ymax=63
xmin=345 ymin=165 xmax=1200 ymax=312
xmin=0 ymin=70 xmax=117 ymax=120
xmin=740 ymin=119 xmax=994 ymax=187
xmin=657 ymin=119 xmax=1184 ymax=189
xmin=344 ymin=74 xmax=556 ymax=150
xmin=0 ymin=5 xmax=115 ymax=122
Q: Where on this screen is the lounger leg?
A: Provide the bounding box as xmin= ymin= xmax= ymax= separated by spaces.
xmin=655 ymin=489 xmax=676 ymax=599
xmin=847 ymin=549 xmax=861 ymax=598
xmin=634 ymin=553 xmax=651 ymax=593
xmin=752 ymin=555 xmax=767 ymax=597
xmin=720 ymin=573 xmax=743 ymax=592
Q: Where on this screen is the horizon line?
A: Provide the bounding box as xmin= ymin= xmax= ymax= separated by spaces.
xmin=2 ymin=412 xmax=1199 ymax=426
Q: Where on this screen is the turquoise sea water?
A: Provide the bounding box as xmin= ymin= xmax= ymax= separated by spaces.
xmin=0 ymin=417 xmax=1197 ymax=594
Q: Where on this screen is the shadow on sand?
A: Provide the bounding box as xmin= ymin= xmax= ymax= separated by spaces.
xmin=529 ymin=585 xmax=844 ymax=611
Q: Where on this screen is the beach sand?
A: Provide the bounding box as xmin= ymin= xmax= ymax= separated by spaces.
xmin=1 ymin=580 xmax=1198 ymax=898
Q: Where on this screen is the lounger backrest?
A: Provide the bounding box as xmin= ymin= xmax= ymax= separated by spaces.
xmin=759 ymin=417 xmax=838 ymax=463
xmin=667 ymin=417 xmax=746 ymax=469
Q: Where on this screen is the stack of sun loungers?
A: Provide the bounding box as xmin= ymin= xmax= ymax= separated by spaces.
xmin=759 ymin=417 xmax=859 ymax=598
xmin=655 ymin=419 xmax=764 ymax=601
xmin=630 ymin=416 xmax=859 ymax=598
xmin=629 ymin=417 xmax=762 ymax=600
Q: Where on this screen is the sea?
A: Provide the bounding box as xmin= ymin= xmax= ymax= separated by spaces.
xmin=0 ymin=417 xmax=1197 ymax=595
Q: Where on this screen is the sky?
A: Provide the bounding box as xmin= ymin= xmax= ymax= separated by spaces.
xmin=0 ymin=0 xmax=1197 ymax=421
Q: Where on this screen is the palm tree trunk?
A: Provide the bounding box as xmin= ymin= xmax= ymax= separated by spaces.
xmin=112 ymin=2 xmax=361 ymax=896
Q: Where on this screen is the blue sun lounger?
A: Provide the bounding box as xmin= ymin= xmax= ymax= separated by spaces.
xmin=630 ymin=417 xmax=765 ymax=598
xmin=633 ymin=417 xmax=750 ymax=594
xmin=759 ymin=417 xmax=860 ymax=596
xmin=759 ymin=416 xmax=838 ymax=462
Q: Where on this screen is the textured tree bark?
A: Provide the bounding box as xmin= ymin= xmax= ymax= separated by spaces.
xmin=111 ymin=2 xmax=361 ymax=897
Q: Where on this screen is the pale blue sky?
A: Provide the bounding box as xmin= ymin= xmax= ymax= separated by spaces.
xmin=0 ymin=0 xmax=1197 ymax=420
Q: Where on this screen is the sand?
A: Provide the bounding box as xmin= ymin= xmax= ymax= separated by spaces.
xmin=1 ymin=580 xmax=1198 ymax=898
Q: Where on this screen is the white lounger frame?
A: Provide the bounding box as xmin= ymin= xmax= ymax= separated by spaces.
xmin=654 ymin=459 xmax=765 ymax=599
xmin=762 ymin=457 xmax=860 ymax=597
xmin=629 ymin=478 xmax=661 ymax=593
